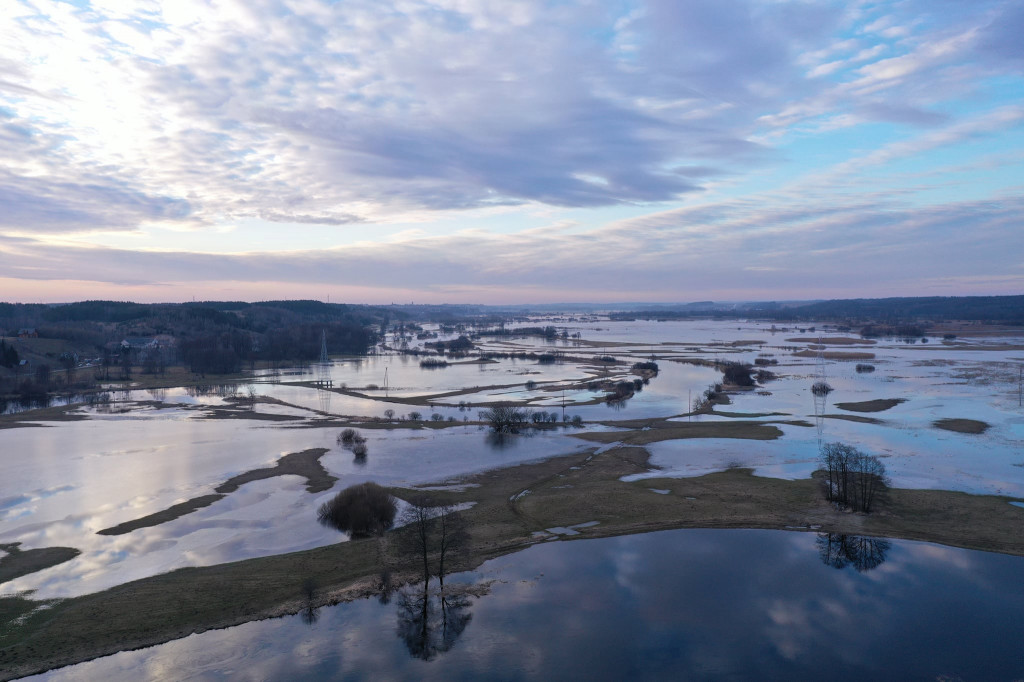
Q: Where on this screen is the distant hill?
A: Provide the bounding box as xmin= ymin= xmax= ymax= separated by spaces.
xmin=763 ymin=296 xmax=1024 ymax=324
xmin=606 ymin=295 xmax=1024 ymax=324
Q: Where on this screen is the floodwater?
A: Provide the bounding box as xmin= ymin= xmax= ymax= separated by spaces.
xmin=27 ymin=528 xmax=1024 ymax=681
xmin=2 ymin=318 xmax=1024 ymax=638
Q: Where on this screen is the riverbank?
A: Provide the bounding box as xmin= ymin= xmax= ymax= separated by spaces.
xmin=2 ymin=441 xmax=1022 ymax=680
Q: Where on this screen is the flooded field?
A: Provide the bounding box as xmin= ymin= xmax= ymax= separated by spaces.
xmin=25 ymin=528 xmax=1024 ymax=681
xmin=3 ymin=318 xmax=1024 ymax=678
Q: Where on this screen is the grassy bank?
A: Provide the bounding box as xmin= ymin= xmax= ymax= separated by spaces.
xmin=2 ymin=441 xmax=1023 ymax=680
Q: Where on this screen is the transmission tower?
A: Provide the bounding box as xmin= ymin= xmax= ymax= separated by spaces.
xmin=315 ymin=329 xmax=332 ymax=388
xmin=812 ymin=336 xmax=830 ymax=452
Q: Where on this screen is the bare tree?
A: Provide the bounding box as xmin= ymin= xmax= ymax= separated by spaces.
xmin=401 ymin=496 xmax=434 ymax=585
xmin=820 ymin=442 xmax=888 ymax=513
xmin=436 ymin=506 xmax=469 ymax=591
xmin=398 ymin=496 xmax=470 ymax=588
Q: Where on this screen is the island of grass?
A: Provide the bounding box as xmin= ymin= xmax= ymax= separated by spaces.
xmin=0 ymin=543 xmax=80 ymax=585
xmin=3 ymin=436 xmax=1023 ymax=680
xmin=834 ymin=398 xmax=906 ymax=413
xmin=933 ymin=418 xmax=990 ymax=434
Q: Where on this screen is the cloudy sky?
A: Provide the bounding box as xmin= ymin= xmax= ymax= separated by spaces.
xmin=1 ymin=0 xmax=1022 ymax=304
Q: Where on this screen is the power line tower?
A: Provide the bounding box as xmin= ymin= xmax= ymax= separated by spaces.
xmin=315 ymin=329 xmax=332 ymax=388
xmin=811 ymin=336 xmax=831 ymax=453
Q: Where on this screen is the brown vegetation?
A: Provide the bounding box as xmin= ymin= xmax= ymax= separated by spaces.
xmin=0 ymin=544 xmax=80 ymax=585
xmin=834 ymin=398 xmax=906 ymax=413
xmin=933 ymin=418 xmax=990 ymax=434
xmin=3 ymin=443 xmax=1024 ymax=680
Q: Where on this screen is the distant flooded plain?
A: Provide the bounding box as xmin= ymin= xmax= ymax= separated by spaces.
xmin=3 ymin=318 xmax=1024 ymax=678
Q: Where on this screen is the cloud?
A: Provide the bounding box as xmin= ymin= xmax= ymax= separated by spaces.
xmin=1 ymin=0 xmax=1023 ymax=301
xmin=2 ymin=190 xmax=1021 ymax=301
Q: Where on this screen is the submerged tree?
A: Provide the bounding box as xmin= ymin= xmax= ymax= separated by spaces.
xmin=479 ymin=403 xmax=531 ymax=433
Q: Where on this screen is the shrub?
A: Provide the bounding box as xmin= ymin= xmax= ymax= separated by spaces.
xmin=631 ymin=361 xmax=659 ymax=373
xmin=855 ymin=364 xmax=875 ymax=373
xmin=607 ymin=381 xmax=634 ymax=402
xmin=338 ymin=428 xmax=357 ymax=444
xmin=317 ymin=482 xmax=396 ymax=537
xmin=721 ymin=361 xmax=755 ymax=387
xmin=408 ymin=411 xmax=422 ymax=420
xmin=597 ymin=356 xmax=617 ymax=363
xmin=811 ymin=381 xmax=833 ymax=395
xmin=352 ymin=442 xmax=368 ymax=458
xmin=420 ymin=358 xmax=449 ymax=369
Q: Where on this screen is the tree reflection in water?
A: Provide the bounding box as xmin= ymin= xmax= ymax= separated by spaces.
xmin=816 ymin=533 xmax=890 ymax=572
xmin=300 ymin=603 xmax=320 ymax=626
xmin=396 ymin=582 xmax=473 ymax=661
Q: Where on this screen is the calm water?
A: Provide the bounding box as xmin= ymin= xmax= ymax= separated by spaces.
xmin=28 ymin=528 xmax=1024 ymax=681
xmin=3 ymin=319 xmax=1024 ymax=600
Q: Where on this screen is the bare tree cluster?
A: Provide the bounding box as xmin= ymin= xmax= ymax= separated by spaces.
xmin=398 ymin=496 xmax=470 ymax=588
xmin=819 ymin=442 xmax=888 ymax=513
xmin=478 ymin=403 xmax=531 ymax=433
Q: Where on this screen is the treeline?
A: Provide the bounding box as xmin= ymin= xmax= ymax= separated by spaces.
xmin=181 ymin=322 xmax=377 ymax=374
xmin=0 ymin=299 xmax=401 ymax=331
xmin=766 ymin=295 xmax=1024 ymax=324
xmin=0 ymin=300 xmax=386 ymax=381
xmin=0 ymin=339 xmax=18 ymax=368
xmin=607 ymin=295 xmax=1024 ymax=324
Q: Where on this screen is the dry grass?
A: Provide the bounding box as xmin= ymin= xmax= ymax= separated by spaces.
xmin=0 ymin=544 xmax=80 ymax=585
xmin=822 ymin=414 xmax=884 ymax=424
xmin=933 ymin=418 xmax=990 ymax=434
xmin=786 ymin=337 xmax=876 ymax=345
xmin=4 ymin=442 xmax=1024 ymax=679
xmin=793 ymin=350 xmax=876 ymax=360
xmin=575 ymin=420 xmax=784 ymax=445
xmin=834 ymin=398 xmax=906 ymax=413
xmin=97 ymin=495 xmax=226 ymax=536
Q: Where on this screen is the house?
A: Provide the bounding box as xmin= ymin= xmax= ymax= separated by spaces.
xmin=121 ymin=337 xmax=158 ymax=351
xmin=18 ymin=328 xmax=38 ymax=338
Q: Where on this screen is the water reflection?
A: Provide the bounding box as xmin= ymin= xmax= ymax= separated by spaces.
xmin=29 ymin=529 xmax=1024 ymax=681
xmin=396 ymin=582 xmax=473 ymax=660
xmin=816 ymin=533 xmax=890 ymax=572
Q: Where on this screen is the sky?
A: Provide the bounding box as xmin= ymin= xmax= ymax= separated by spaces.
xmin=1 ymin=0 xmax=1023 ymax=304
